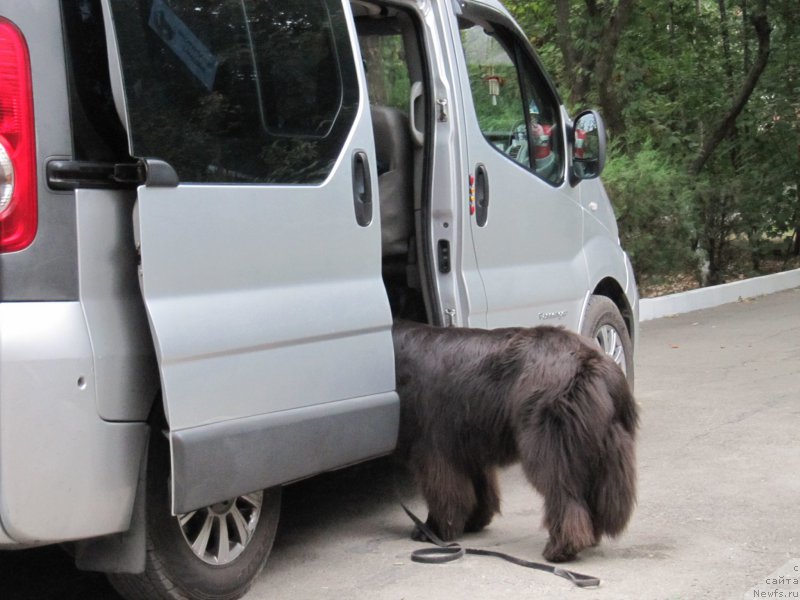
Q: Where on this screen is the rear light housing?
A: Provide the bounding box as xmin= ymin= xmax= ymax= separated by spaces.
xmin=0 ymin=17 xmax=36 ymax=253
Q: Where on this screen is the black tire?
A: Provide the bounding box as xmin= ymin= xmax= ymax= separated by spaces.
xmin=108 ymin=429 xmax=281 ymax=600
xmin=580 ymin=295 xmax=634 ymax=389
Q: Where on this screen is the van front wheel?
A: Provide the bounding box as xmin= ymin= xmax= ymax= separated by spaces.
xmin=580 ymin=295 xmax=634 ymax=389
xmin=109 ymin=430 xmax=281 ymax=600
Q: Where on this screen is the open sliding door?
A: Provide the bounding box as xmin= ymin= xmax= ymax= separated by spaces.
xmin=103 ymin=0 xmax=397 ymax=513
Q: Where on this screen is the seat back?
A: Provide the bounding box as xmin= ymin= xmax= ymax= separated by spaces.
xmin=371 ymin=106 xmax=413 ymax=256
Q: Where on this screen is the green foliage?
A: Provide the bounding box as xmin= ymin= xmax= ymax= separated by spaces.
xmin=508 ymin=0 xmax=800 ymax=288
xmin=467 ymin=64 xmax=527 ymax=136
xmin=602 ymin=141 xmax=697 ymax=278
xmin=361 ymin=35 xmax=411 ymax=110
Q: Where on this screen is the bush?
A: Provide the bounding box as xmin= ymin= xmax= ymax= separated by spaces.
xmin=603 ymin=141 xmax=697 ymax=281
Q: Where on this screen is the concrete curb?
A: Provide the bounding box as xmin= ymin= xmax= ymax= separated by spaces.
xmin=639 ymin=267 xmax=800 ymax=321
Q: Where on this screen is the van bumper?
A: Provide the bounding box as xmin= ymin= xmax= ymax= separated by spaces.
xmin=0 ymin=301 xmax=146 ymax=545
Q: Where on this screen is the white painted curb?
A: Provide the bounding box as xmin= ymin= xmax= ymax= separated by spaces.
xmin=639 ymin=267 xmax=800 ymax=321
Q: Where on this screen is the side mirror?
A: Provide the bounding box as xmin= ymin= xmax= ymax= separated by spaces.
xmin=570 ymin=109 xmax=606 ymax=184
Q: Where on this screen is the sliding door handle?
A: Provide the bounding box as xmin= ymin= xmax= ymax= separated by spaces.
xmin=475 ymin=164 xmax=489 ymax=227
xmin=352 ymin=151 xmax=373 ymax=227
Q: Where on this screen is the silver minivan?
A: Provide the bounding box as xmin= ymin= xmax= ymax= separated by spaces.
xmin=0 ymin=1 xmax=638 ymax=598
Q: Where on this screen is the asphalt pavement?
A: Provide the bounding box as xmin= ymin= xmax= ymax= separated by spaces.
xmin=3 ymin=287 xmax=799 ymax=599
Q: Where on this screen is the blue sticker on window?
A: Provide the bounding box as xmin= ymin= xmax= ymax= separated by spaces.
xmin=148 ymin=0 xmax=218 ymax=90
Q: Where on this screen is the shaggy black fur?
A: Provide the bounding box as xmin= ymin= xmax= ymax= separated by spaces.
xmin=392 ymin=320 xmax=638 ymax=563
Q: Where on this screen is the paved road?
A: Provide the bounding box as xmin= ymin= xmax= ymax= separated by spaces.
xmin=3 ymin=288 xmax=799 ymax=599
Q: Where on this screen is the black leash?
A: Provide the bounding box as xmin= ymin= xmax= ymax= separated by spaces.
xmin=400 ymin=503 xmax=601 ymax=589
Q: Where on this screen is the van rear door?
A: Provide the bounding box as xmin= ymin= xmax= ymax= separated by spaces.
xmin=102 ymin=0 xmax=397 ymax=513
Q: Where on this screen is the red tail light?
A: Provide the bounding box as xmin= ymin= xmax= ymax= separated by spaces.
xmin=0 ymin=17 xmax=36 ymax=253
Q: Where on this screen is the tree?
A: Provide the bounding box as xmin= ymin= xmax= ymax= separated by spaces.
xmin=504 ymin=1 xmax=798 ymax=288
xmin=689 ymin=0 xmax=771 ymax=176
xmin=507 ymin=0 xmax=635 ymax=134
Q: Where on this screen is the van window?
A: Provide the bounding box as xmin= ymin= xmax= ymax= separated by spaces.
xmin=62 ymin=0 xmax=129 ymax=162
xmin=459 ymin=22 xmax=563 ymax=185
xmin=108 ymin=0 xmax=358 ymax=184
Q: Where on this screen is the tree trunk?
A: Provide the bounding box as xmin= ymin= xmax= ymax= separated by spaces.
xmin=689 ymin=3 xmax=771 ymax=176
xmin=554 ymin=0 xmax=576 ymax=97
xmin=595 ymin=0 xmax=635 ymax=135
xmin=717 ymin=0 xmax=735 ymax=90
xmin=793 ymin=182 xmax=800 ymax=256
xmin=552 ymin=0 xmax=634 ymax=134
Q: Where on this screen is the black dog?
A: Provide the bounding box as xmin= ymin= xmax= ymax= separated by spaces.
xmin=392 ymin=320 xmax=638 ymax=563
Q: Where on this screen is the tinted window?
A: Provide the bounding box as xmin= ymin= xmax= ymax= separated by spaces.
xmin=109 ymin=0 xmax=358 ymax=184
xmin=62 ymin=0 xmax=130 ymax=162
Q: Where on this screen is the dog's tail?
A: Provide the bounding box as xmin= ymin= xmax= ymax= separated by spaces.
xmin=591 ymin=365 xmax=638 ymax=538
xmin=516 ymin=348 xmax=638 ymax=547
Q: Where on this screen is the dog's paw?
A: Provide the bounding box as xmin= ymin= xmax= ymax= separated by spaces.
xmin=411 ymin=524 xmax=432 ymax=542
xmin=464 ymin=512 xmax=493 ymax=533
xmin=543 ymin=538 xmax=578 ymax=563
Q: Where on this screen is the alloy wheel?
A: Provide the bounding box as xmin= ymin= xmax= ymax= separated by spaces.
xmin=595 ymin=324 xmax=627 ymax=375
xmin=177 ymin=491 xmax=263 ymax=565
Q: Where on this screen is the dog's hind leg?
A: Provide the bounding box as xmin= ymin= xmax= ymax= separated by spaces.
xmin=541 ymin=497 xmax=596 ymax=563
xmin=413 ymin=453 xmax=475 ymax=542
xmin=516 ymin=411 xmax=598 ymax=562
xmin=464 ymin=468 xmax=501 ymax=533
